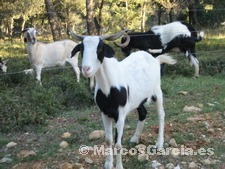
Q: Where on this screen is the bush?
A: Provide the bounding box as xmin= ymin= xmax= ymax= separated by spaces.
xmin=0 ymin=67 xmax=93 ymax=132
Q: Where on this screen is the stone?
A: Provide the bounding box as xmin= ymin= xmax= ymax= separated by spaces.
xmin=174 ymin=164 xmax=181 ymax=169
xmin=151 ymin=160 xmax=162 ymax=168
xmin=178 ymin=91 xmax=188 ymax=95
xmin=183 ymin=106 xmax=202 ymax=112
xmin=89 ymin=130 xmax=105 ymax=140
xmin=187 ymin=116 xmax=206 ymax=122
xmin=61 ymin=132 xmax=71 ymax=138
xmin=0 ymin=157 xmax=13 ymax=163
xmin=74 ymin=163 xmax=84 ymax=169
xmin=202 ymin=158 xmax=212 ymax=165
xmin=85 ymin=157 xmax=93 ymax=164
xmin=59 ymin=141 xmax=69 ymax=148
xmin=17 ymin=150 xmax=36 ymax=158
xmin=168 ymin=138 xmax=178 ymax=147
xmin=165 ymin=163 xmax=174 ymax=169
xmin=137 ymin=154 xmax=148 ymax=162
xmin=207 ymin=128 xmax=214 ymax=134
xmin=135 ymin=144 xmax=146 ymax=152
xmin=188 ymin=162 xmax=198 ymax=168
xmin=32 ymin=162 xmax=43 ymax=169
xmin=60 ymin=162 xmax=74 ymax=169
xmin=6 ymin=142 xmax=17 ymax=148
xmin=170 ymin=148 xmax=180 ymax=158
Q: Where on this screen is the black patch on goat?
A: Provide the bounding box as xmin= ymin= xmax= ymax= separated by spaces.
xmin=71 ymin=43 xmax=83 ymax=57
xmin=96 ymin=86 xmax=127 ymax=122
xmin=121 ymin=30 xmax=162 ymax=56
xmin=137 ymin=98 xmax=148 ymax=121
xmin=97 ymin=39 xmax=115 ymax=62
xmin=71 ymin=40 xmax=115 ymax=61
xmin=181 ymin=22 xmax=198 ymax=39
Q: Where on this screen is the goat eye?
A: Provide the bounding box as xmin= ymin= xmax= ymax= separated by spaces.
xmin=97 ymin=47 xmax=103 ymax=54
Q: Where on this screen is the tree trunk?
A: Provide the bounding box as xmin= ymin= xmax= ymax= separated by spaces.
xmin=141 ymin=0 xmax=147 ymax=32
xmin=86 ymin=0 xmax=97 ymax=35
xmin=45 ymin=0 xmax=62 ymax=41
xmin=188 ymin=0 xmax=199 ymax=25
xmin=169 ymin=8 xmax=173 ymax=22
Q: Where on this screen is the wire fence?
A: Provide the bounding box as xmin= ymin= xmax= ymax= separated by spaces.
xmin=1 ymin=29 xmax=225 ymax=77
xmin=0 ymin=47 xmax=225 ymax=77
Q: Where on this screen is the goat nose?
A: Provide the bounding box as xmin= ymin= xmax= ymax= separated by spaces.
xmin=82 ymin=66 xmax=90 ymax=74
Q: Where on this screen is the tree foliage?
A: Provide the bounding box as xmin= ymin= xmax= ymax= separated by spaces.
xmin=0 ymin=0 xmax=225 ymax=39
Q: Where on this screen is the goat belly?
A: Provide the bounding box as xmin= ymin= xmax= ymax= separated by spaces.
xmin=96 ymin=87 xmax=127 ymax=122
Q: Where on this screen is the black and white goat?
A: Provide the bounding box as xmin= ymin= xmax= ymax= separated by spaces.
xmin=115 ymin=21 xmax=204 ymax=77
xmin=22 ymin=28 xmax=80 ymax=84
xmin=70 ymin=30 xmax=176 ymax=169
xmin=0 ymin=57 xmax=8 ymax=73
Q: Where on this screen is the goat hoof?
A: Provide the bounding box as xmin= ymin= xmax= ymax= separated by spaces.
xmin=130 ymin=136 xmax=139 ymax=144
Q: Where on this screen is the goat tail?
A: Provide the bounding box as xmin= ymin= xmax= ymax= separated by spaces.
xmin=156 ymin=54 xmax=177 ymax=65
xmin=196 ymin=31 xmax=204 ymax=42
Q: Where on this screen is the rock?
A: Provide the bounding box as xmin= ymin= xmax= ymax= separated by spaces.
xmin=0 ymin=157 xmax=13 ymax=163
xmin=135 ymin=144 xmax=146 ymax=152
xmin=202 ymin=158 xmax=212 ymax=165
xmin=61 ymin=132 xmax=71 ymax=138
xmin=187 ymin=116 xmax=206 ymax=122
xmin=174 ymin=164 xmax=181 ymax=169
xmin=60 ymin=162 xmax=74 ymax=169
xmin=170 ymin=148 xmax=180 ymax=158
xmin=60 ymin=141 xmax=69 ymax=148
xmin=203 ymin=121 xmax=210 ymax=129
xmin=188 ymin=162 xmax=198 ymax=168
xmin=207 ymin=103 xmax=215 ymax=106
xmin=17 ymin=150 xmax=36 ymax=158
xmin=74 ymin=163 xmax=84 ymax=169
xmin=216 ymin=128 xmax=222 ymax=131
xmin=151 ymin=160 xmax=162 ymax=168
xmin=32 ymin=162 xmax=43 ymax=169
xmin=197 ymin=103 xmax=203 ymax=108
xmin=168 ymin=138 xmax=178 ymax=147
xmin=85 ymin=157 xmax=93 ymax=164
xmin=89 ymin=130 xmax=105 ymax=140
xmin=207 ymin=128 xmax=214 ymax=134
xmin=183 ymin=106 xmax=202 ymax=112
xmin=178 ymin=91 xmax=188 ymax=95
xmin=165 ymin=163 xmax=174 ymax=169
xmin=6 ymin=142 xmax=17 ymax=148
xmin=125 ymin=125 xmax=131 ymax=129
xmin=137 ymin=154 xmax=148 ymax=162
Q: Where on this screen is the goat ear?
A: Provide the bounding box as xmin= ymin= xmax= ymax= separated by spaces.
xmin=104 ymin=44 xmax=115 ymax=58
xmin=21 ymin=29 xmax=28 ymax=33
xmin=3 ymin=59 xmax=9 ymax=64
xmin=71 ymin=44 xmax=81 ymax=57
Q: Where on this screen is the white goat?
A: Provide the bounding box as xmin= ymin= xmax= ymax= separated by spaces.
xmin=70 ymin=31 xmax=176 ymax=169
xmin=22 ymin=28 xmax=80 ymax=83
xmin=0 ymin=57 xmax=8 ymax=73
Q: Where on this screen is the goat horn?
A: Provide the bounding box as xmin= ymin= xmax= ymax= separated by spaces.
xmin=113 ymin=33 xmax=130 ymax=48
xmin=21 ymin=28 xmax=29 ymax=33
xmin=100 ymin=29 xmax=127 ymax=41
xmin=69 ymin=30 xmax=86 ymax=41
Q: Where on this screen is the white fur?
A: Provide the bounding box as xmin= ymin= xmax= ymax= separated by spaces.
xmin=23 ymin=28 xmax=80 ymax=83
xmin=0 ymin=59 xmax=8 ymax=73
xmin=151 ymin=21 xmax=191 ymax=45
xmin=81 ymin=36 xmax=176 ymax=169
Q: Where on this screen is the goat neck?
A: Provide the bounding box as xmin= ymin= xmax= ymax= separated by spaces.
xmin=95 ymin=57 xmax=123 ymax=95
